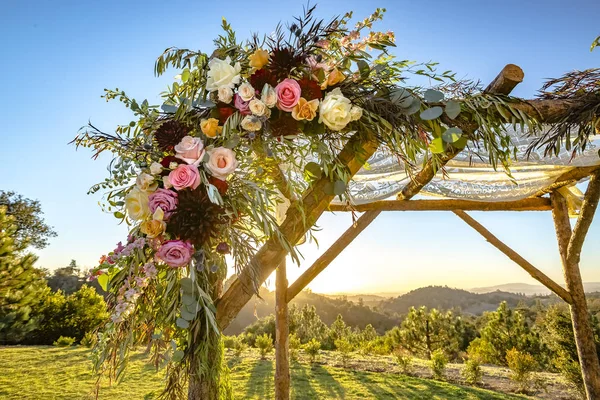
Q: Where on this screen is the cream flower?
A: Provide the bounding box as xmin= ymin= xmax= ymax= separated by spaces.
xmin=350 ymin=105 xmax=363 ymax=121
xmin=291 ymin=97 xmax=319 ymax=121
xmin=261 ymin=84 xmax=277 ymax=108
xmin=162 ymin=176 xmax=173 ymax=189
xmin=205 ymin=147 xmax=239 ymax=180
xmin=249 ymin=99 xmax=267 ymax=116
xmin=125 ymin=187 xmax=150 ymax=220
xmin=238 ymin=82 xmax=255 ymax=102
xmin=240 ymin=115 xmax=262 ymax=132
xmin=149 ymin=162 xmax=163 ymax=175
xmin=140 ymin=208 xmax=166 ymax=238
xmin=319 ymin=88 xmax=352 ymax=131
xmin=218 ymin=86 xmax=233 ymax=103
xmin=249 ymin=49 xmax=270 ymax=69
xmin=174 ymin=136 xmax=205 ymax=165
xmin=201 ymin=118 xmax=222 ymax=138
xmin=205 ymin=57 xmax=241 ymax=92
xmin=136 ymin=173 xmax=157 ymax=192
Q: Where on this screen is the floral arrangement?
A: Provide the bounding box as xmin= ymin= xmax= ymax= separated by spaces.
xmin=73 ymin=5 xmax=551 ymax=400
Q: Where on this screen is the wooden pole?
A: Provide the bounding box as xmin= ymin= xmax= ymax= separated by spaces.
xmin=275 ymin=259 xmax=289 ymax=400
xmin=453 ymin=210 xmax=572 ymax=303
xmin=329 ymin=197 xmax=551 ymax=212
xmin=551 ymin=178 xmax=600 ymax=400
xmin=484 ymin=64 xmax=525 ymax=94
xmin=287 ymin=210 xmax=381 ymax=302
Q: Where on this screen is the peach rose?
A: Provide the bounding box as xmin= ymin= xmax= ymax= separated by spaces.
xmin=291 ymin=97 xmax=319 ymax=121
xmin=205 ymin=147 xmax=238 ymax=180
xmin=174 ymin=136 xmax=205 ymax=165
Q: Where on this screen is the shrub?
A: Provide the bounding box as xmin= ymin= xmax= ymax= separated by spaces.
xmin=255 ymin=333 xmax=273 ymax=359
xmin=53 ymin=336 xmax=76 ymax=347
xmin=304 ymin=338 xmax=321 ymax=363
xmin=289 ymin=333 xmax=301 ymax=362
xmin=334 ymin=338 xmax=353 ymax=366
xmin=462 ymin=358 xmax=483 ymax=385
xmin=223 ymin=335 xmax=237 ymax=349
xmin=393 ymin=347 xmax=413 ymax=374
xmin=429 ymin=349 xmax=448 ymax=380
xmin=233 ymin=337 xmax=247 ymax=357
xmin=80 ymin=331 xmax=97 ymax=348
xmin=506 ymin=348 xmax=537 ymax=393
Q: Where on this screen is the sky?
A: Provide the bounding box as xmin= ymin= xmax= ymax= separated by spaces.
xmin=1 ymin=0 xmax=599 ymax=294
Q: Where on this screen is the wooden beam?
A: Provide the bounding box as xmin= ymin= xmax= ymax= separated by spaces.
xmin=453 ymin=210 xmax=572 ymax=304
xmin=484 ymin=64 xmax=525 ymax=94
xmin=551 ymin=190 xmax=600 ymax=400
xmin=216 ymin=132 xmax=379 ymax=329
xmin=329 ymin=197 xmax=551 ymax=212
xmin=534 ymin=166 xmax=600 ymax=197
xmin=286 ymin=210 xmax=381 ymax=302
xmin=274 ymin=259 xmax=289 ymax=400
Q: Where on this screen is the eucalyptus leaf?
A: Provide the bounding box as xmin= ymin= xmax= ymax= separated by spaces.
xmin=323 ymin=181 xmax=335 ymax=196
xmin=181 ymin=69 xmax=190 ymax=82
xmin=304 ymin=162 xmax=322 ymax=180
xmin=180 ymin=308 xmax=196 ymax=321
xmin=161 ymin=103 xmax=178 ymax=113
xmin=404 ymin=99 xmax=421 ymax=115
xmin=390 ymin=88 xmax=414 ymax=108
xmin=193 ymin=99 xmax=216 ymax=108
xmin=333 ymin=180 xmax=346 ymax=196
xmin=182 ymin=293 xmax=196 ymax=306
xmin=356 ymin=60 xmax=370 ymax=78
xmin=420 ymin=107 xmax=443 ymax=121
xmin=442 ymin=127 xmax=463 ymax=143
xmin=176 ymin=318 xmax=190 ymax=329
xmin=180 ymin=278 xmax=193 ymax=293
xmin=224 ymin=135 xmax=240 ymax=149
xmin=429 ymin=137 xmax=445 ymax=154
xmin=172 ymin=350 xmax=184 ymax=362
xmin=424 ymin=89 xmax=444 ymax=103
xmin=97 ymin=274 xmax=109 ymax=291
xmin=445 ymin=100 xmax=461 ymax=119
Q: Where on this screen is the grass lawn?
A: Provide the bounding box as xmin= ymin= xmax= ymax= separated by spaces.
xmin=0 ymin=346 xmax=530 ymax=400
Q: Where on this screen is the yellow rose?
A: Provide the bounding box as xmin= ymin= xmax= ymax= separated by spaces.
xmin=201 ymin=118 xmax=222 ymax=138
xmin=140 ymin=219 xmax=165 ymax=238
xmin=322 ymin=68 xmax=345 ymax=89
xmin=125 ymin=187 xmax=150 ymax=221
xmin=249 ymin=49 xmax=270 ymax=70
xmin=291 ymin=97 xmax=319 ymax=121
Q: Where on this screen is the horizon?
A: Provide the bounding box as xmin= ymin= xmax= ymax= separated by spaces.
xmin=2 ymin=0 xmax=600 ymax=294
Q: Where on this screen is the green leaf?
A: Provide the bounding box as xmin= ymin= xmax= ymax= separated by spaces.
xmin=224 ymin=135 xmax=240 ymax=149
xmin=429 ymin=137 xmax=445 ymax=154
xmin=161 ymin=103 xmax=178 ymax=113
xmin=390 ymin=88 xmax=415 ymax=109
xmin=323 ymin=182 xmax=335 ymax=196
xmin=172 ymin=350 xmax=184 ymax=362
xmin=182 ymin=293 xmax=196 ymax=306
xmin=113 ymin=211 xmax=125 ymax=219
xmin=420 ymin=107 xmax=443 ymax=121
xmin=404 ymin=99 xmax=421 ymax=115
xmin=180 ymin=307 xmax=196 ymax=321
xmin=356 ymin=60 xmax=370 ymax=78
xmin=304 ymin=162 xmax=322 ymax=180
xmin=176 ymin=318 xmax=190 ymax=329
xmin=424 ymin=89 xmax=444 ymax=103
xmin=444 ymin=100 xmax=461 ymax=119
xmin=442 ymin=127 xmax=463 ymax=143
xmin=181 ymin=69 xmax=190 ymax=82
xmin=180 ymin=278 xmax=193 ymax=293
xmin=453 ymin=136 xmax=468 ymax=150
xmin=97 ymin=274 xmax=109 ymax=291
xmin=333 ymin=180 xmax=346 ymax=196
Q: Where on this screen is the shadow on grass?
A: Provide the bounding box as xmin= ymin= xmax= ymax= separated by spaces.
xmin=290 ymin=361 xmax=319 ymax=399
xmin=243 ymin=358 xmax=273 ymax=398
xmin=310 ymin=364 xmax=345 ymax=398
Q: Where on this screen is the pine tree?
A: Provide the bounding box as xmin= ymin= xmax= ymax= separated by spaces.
xmin=0 ymin=206 xmax=48 ymax=344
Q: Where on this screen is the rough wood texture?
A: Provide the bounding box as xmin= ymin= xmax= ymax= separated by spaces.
xmin=275 ymin=260 xmax=289 ymax=400
xmin=484 ymin=64 xmax=524 ymax=95
xmin=329 ymin=197 xmax=551 ymax=212
xmin=216 ymin=132 xmax=379 ymax=329
xmin=286 ymin=210 xmax=381 ymax=302
xmin=551 ymin=190 xmax=600 ymax=400
xmin=534 ymin=166 xmax=600 ymax=196
xmin=453 ymin=210 xmax=572 ymax=303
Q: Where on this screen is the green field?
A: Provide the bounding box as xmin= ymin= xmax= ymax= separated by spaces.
xmin=0 ymin=346 xmax=529 ymax=399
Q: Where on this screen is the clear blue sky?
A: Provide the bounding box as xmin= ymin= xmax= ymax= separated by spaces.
xmin=1 ymin=0 xmax=599 ymax=293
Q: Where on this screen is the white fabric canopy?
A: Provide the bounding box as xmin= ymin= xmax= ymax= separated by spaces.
xmin=346 ymin=128 xmax=600 ymax=204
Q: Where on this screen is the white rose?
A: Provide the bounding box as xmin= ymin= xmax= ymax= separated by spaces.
xmin=261 ymin=84 xmax=277 ymax=107
xmin=240 ymin=115 xmax=262 ymax=132
xmin=125 ymin=187 xmax=150 ymax=220
xmin=350 ymin=105 xmax=363 ymax=121
xmin=162 ymin=176 xmax=173 ymax=189
xmin=218 ymin=86 xmax=233 ymax=103
xmin=238 ymin=82 xmax=255 ymax=102
xmin=149 ymin=162 xmax=163 ymax=175
xmin=174 ymin=136 xmax=205 ymax=165
xmin=249 ymin=99 xmax=266 ymax=116
xmin=136 ymin=173 xmax=157 ymax=192
xmin=205 ymin=147 xmax=239 ymax=180
xmin=318 ymin=88 xmax=352 ymax=131
xmin=205 ymin=57 xmax=242 ymax=92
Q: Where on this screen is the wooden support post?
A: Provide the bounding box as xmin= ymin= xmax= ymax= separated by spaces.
xmin=551 ymin=174 xmax=600 ymax=400
xmin=453 ymin=210 xmax=572 ymax=303
xmin=287 ymin=210 xmax=381 ymax=302
xmin=275 ymin=259 xmax=289 ymax=400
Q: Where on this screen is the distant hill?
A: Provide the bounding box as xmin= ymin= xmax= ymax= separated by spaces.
xmin=378 ymin=285 xmax=558 ymax=316
xmin=471 ymin=282 xmax=600 ymax=296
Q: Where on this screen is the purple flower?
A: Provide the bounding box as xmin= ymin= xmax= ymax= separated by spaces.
xmin=157 ymin=240 xmax=194 ymax=268
xmin=234 ymin=94 xmax=251 ymax=115
xmin=148 ymin=189 xmax=178 ymax=219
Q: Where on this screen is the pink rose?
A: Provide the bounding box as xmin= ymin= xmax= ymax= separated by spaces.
xmin=174 ymin=136 xmax=204 ymax=165
xmin=234 ymin=94 xmax=251 ymax=115
xmin=148 ymin=188 xmax=178 ymax=219
xmin=275 ymin=78 xmax=301 ymax=112
xmin=157 ymin=240 xmax=193 ymax=268
xmin=168 ymin=164 xmax=201 ymax=191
